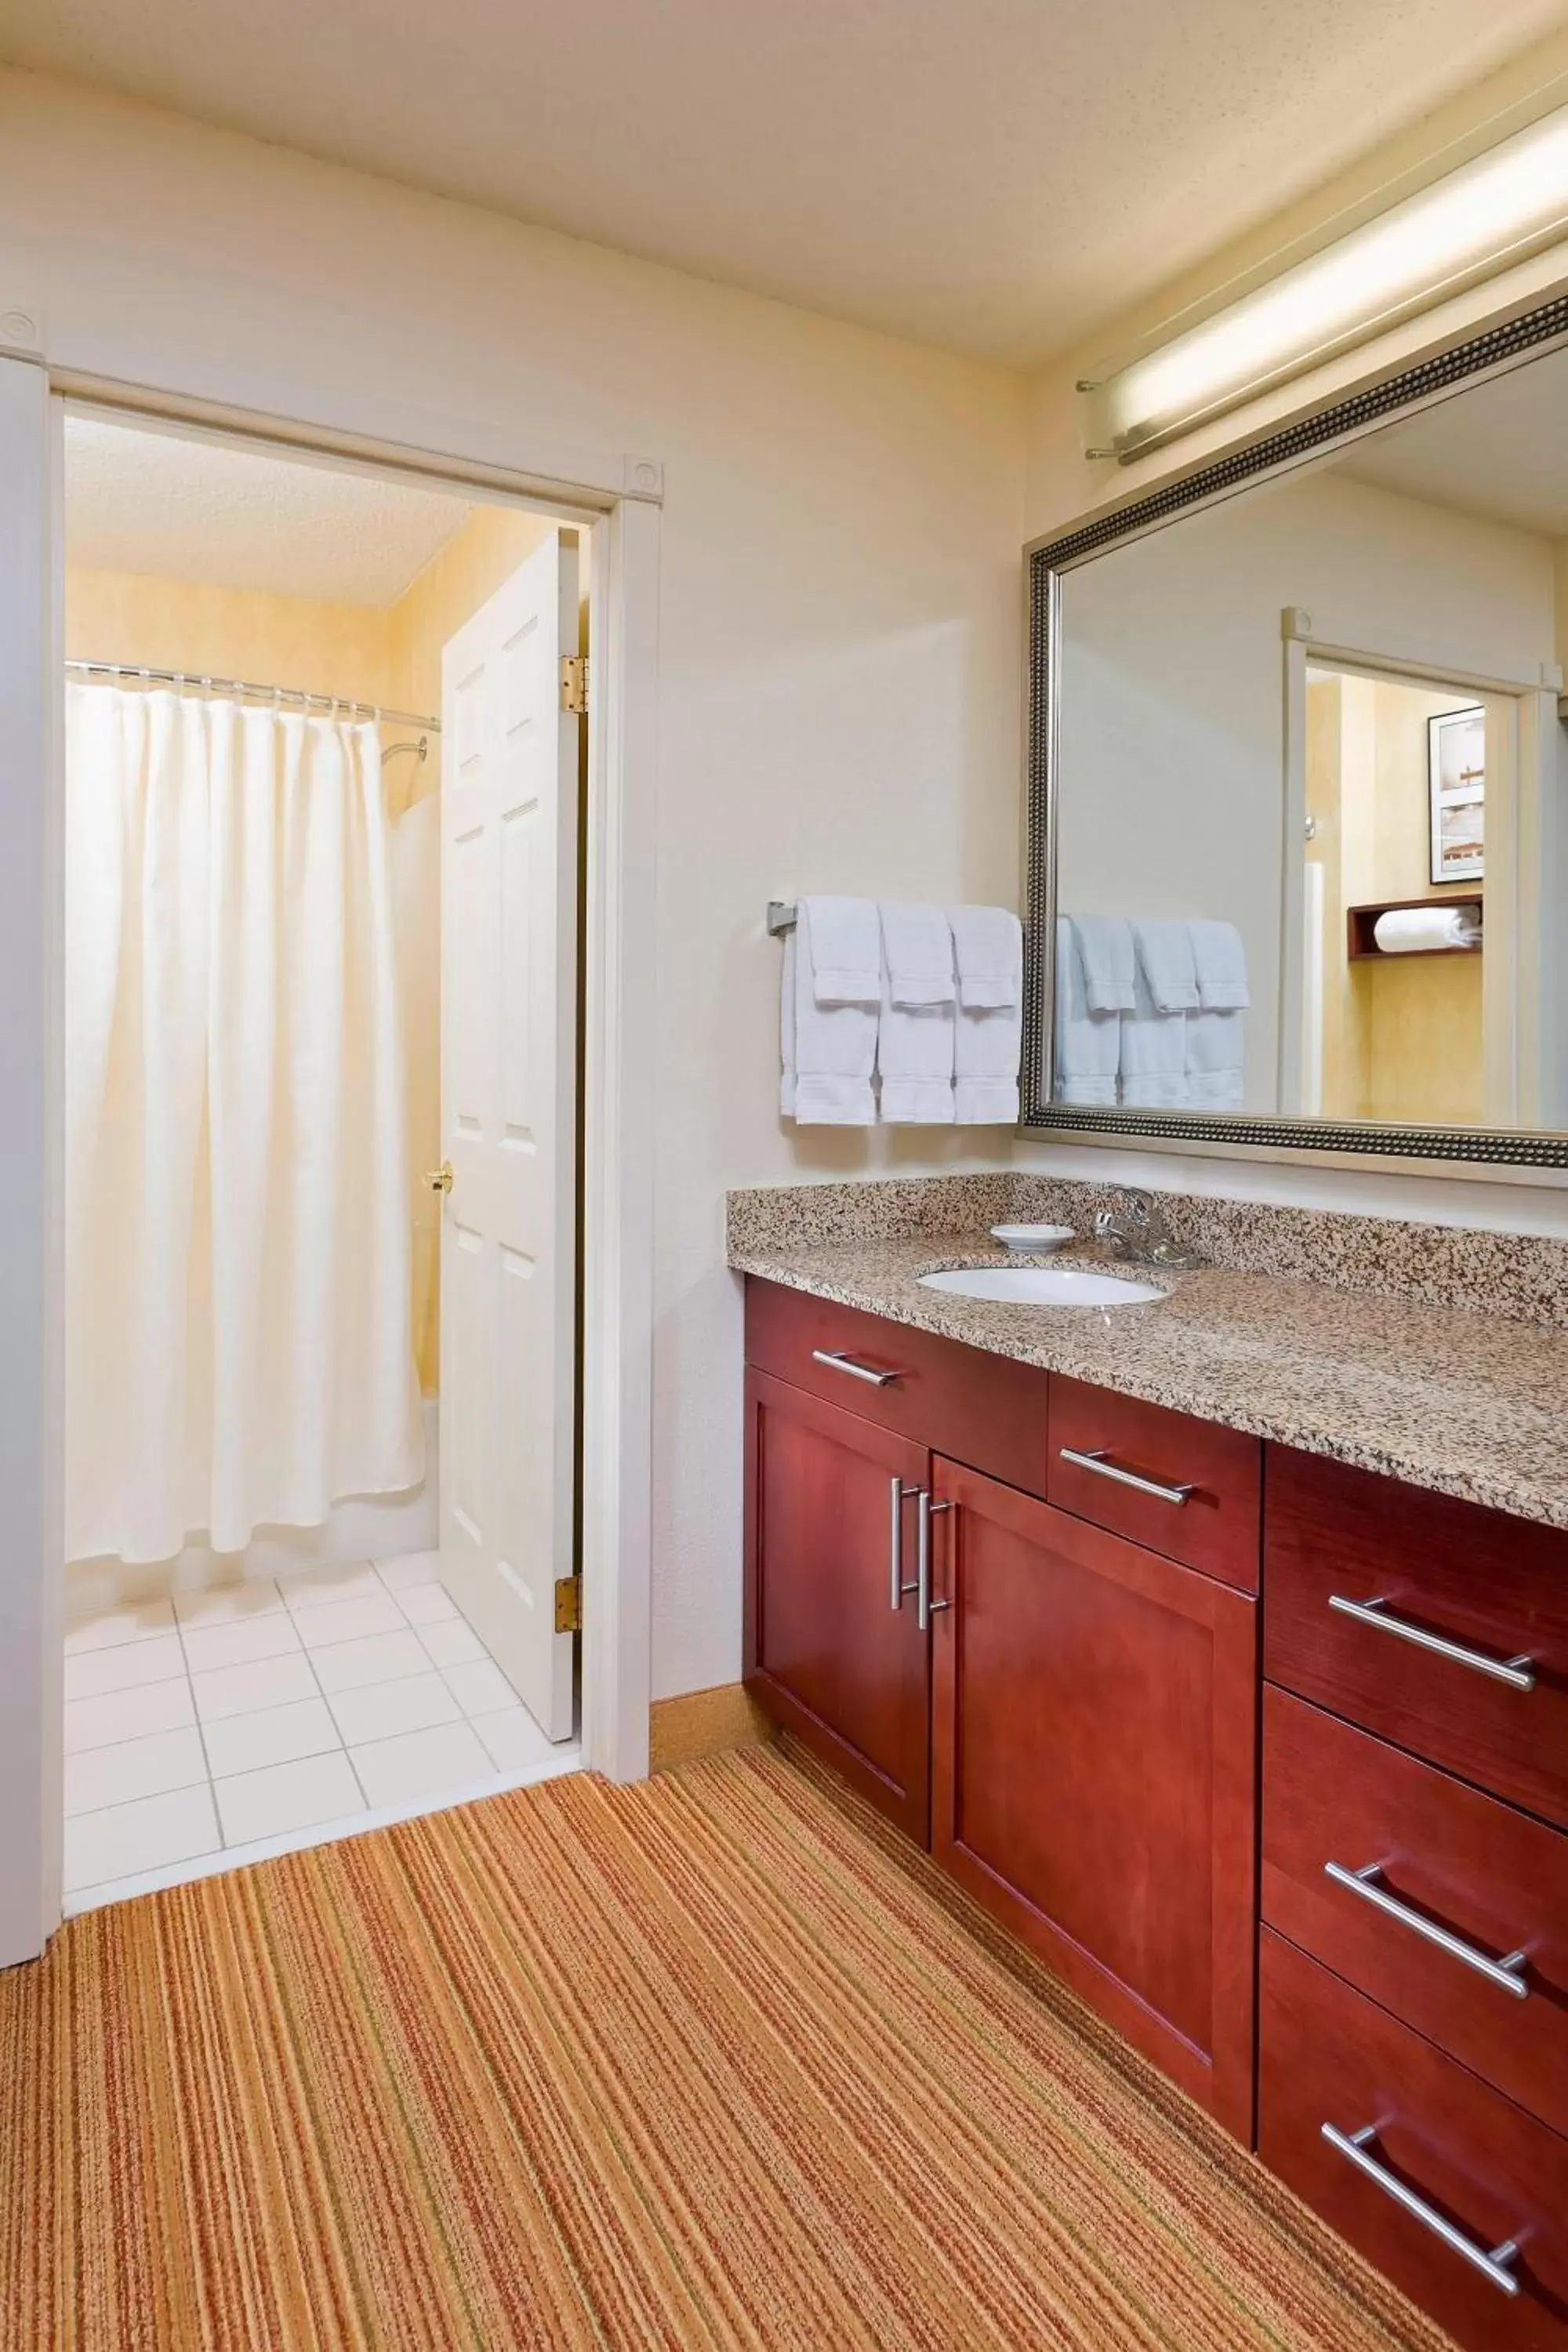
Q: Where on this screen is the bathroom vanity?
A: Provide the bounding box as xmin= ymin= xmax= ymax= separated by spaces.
xmin=735 ymin=1202 xmax=1568 ymax=2352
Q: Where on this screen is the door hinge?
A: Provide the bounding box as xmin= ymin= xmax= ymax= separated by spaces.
xmin=554 ymin=1573 xmax=583 ymax=1634
xmin=559 ymin=655 xmax=589 ymax=715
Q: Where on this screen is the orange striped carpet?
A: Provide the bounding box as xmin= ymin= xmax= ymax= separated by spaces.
xmin=1 ymin=1741 xmax=1450 ymax=2352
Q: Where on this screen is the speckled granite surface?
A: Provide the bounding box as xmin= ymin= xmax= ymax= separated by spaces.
xmin=727 ymin=1179 xmax=1568 ymax=1530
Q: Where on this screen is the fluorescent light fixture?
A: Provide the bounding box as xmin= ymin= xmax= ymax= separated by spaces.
xmin=1088 ymin=103 xmax=1568 ymax=463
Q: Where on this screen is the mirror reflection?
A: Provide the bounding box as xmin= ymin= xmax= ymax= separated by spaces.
xmin=1049 ymin=340 xmax=1568 ymax=1134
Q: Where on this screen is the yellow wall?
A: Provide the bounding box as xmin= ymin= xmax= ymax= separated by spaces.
xmin=66 ymin=568 xmax=395 ymax=706
xmin=1308 ymin=669 xmax=1484 ymax=1123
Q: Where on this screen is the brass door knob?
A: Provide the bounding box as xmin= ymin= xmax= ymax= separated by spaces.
xmin=425 ymin=1160 xmax=454 ymax=1196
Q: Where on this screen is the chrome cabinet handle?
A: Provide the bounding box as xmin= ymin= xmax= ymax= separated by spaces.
xmin=812 ymin=1348 xmax=902 ymax=1388
xmin=1321 ymin=2124 xmax=1521 ymax=2297
xmin=1327 ymin=1594 xmax=1536 ymax=1691
xmin=916 ymin=1489 xmax=953 ymax=1632
xmin=1324 ymin=1862 xmax=1530 ymax=1998
xmin=888 ymin=1477 xmax=920 ymax=1612
xmin=1058 ymin=1446 xmax=1195 ymax=1507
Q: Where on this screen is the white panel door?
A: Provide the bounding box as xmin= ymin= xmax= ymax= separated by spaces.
xmin=440 ymin=533 xmax=579 ymax=1740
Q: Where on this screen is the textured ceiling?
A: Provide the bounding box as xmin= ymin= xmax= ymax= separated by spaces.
xmin=1335 ymin=343 xmax=1568 ymax=539
xmin=65 ymin=417 xmax=475 ymax=605
xmin=7 ymin=0 xmax=1568 ymax=365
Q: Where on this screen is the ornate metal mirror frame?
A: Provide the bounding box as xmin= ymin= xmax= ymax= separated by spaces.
xmin=1022 ymin=292 xmax=1568 ymax=1170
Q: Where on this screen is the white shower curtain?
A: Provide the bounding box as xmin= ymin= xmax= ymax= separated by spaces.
xmin=66 ymin=684 xmax=424 ymax=1564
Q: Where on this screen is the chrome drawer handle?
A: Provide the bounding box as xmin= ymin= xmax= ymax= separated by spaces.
xmin=888 ymin=1476 xmax=920 ymax=1612
xmin=916 ymin=1490 xmax=953 ymax=1633
xmin=812 ymin=1348 xmax=902 ymax=1388
xmin=1321 ymin=2124 xmax=1521 ymax=2297
xmin=1327 ymin=1593 xmax=1536 ymax=1691
xmin=1058 ymin=1446 xmax=1195 ymax=1507
xmin=1324 ymin=1862 xmax=1530 ymax=1999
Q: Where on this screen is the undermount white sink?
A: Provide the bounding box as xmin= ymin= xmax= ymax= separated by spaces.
xmin=918 ymin=1265 xmax=1164 ymax=1308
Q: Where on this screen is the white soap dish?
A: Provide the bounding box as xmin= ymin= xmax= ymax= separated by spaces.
xmin=990 ymin=1223 xmax=1075 ymax=1254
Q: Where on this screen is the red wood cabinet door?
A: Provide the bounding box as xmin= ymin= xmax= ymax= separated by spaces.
xmin=929 ymin=1459 xmax=1258 ymax=2139
xmin=744 ymin=1370 xmax=932 ymax=1843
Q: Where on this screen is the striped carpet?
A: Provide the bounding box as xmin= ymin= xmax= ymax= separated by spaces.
xmin=0 ymin=1741 xmax=1450 ymax=2352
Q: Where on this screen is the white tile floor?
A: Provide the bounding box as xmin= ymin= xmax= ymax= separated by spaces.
xmin=63 ymin=1550 xmax=578 ymax=1911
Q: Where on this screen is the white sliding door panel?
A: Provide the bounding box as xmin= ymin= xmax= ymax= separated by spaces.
xmin=439 ymin=535 xmax=579 ymax=1740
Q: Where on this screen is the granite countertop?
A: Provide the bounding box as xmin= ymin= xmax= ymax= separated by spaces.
xmin=728 ymin=1229 xmax=1568 ymax=1531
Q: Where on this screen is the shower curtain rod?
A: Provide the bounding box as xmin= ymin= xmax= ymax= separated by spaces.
xmin=67 ymin=659 xmax=441 ymax=734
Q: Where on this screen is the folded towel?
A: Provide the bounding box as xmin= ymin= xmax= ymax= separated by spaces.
xmin=1187 ymin=919 xmax=1250 ymax=1010
xmin=800 ymin=895 xmax=881 ymax=1005
xmin=947 ymin=904 xmax=1020 ymax=1010
xmin=783 ymin=903 xmax=877 ymax=1123
xmin=1069 ymin=914 xmax=1135 ymax=1013
xmin=1053 ymin=918 xmax=1120 ymax=1106
xmin=1373 ymin=905 xmax=1482 ymax=954
xmin=1120 ymin=953 xmax=1189 ymax=1107
xmin=953 ymin=985 xmax=1020 ymax=1123
xmin=878 ymin=901 xmax=955 ymax=1007
xmin=877 ymin=946 xmax=955 ymax=1126
xmin=1185 ymin=993 xmax=1245 ymax=1111
xmin=1133 ymin=918 xmax=1200 ymax=1013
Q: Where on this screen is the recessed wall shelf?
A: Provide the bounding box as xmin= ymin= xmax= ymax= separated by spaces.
xmin=1346 ymin=894 xmax=1483 ymax=961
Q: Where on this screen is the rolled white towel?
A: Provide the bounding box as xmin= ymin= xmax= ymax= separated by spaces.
xmin=1374 ymin=905 xmax=1481 ymax=954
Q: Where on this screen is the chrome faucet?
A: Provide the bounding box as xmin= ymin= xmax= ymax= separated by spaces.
xmin=1093 ymin=1189 xmax=1192 ymax=1267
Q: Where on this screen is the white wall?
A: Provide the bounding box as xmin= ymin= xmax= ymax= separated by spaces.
xmin=0 ymin=69 xmax=1027 ymax=1701
xmin=1058 ymin=469 xmax=1555 ymax=1109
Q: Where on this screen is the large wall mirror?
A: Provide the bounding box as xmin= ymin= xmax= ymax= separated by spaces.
xmin=1025 ymin=299 xmax=1568 ymax=1168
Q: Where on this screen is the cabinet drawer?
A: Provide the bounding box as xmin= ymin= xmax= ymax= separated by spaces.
xmin=1260 ymin=1929 xmax=1568 ymax=2352
xmin=1263 ymin=1687 xmax=1568 ymax=2135
xmin=1047 ymin=1374 xmax=1261 ymax=1592
xmin=1264 ymin=1446 xmax=1568 ymax=1828
xmin=745 ymin=1278 xmax=1052 ymax=1496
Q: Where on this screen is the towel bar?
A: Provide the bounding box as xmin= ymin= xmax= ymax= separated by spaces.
xmin=766 ymin=901 xmax=797 ymax=935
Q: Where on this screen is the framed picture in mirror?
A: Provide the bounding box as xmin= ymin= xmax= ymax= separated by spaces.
xmin=1427 ymin=705 xmax=1485 ymax=884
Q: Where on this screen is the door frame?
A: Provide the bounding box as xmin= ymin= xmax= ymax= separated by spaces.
xmin=0 ymin=357 xmax=659 ymax=1967
xmin=1279 ymin=612 xmax=1552 ymax=1127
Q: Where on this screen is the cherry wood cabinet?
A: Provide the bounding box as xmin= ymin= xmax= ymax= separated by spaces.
xmin=741 ymin=1273 xmax=1568 ymax=2350
xmin=1263 ymin=1686 xmax=1568 ymax=2136
xmin=1265 ymin=1445 xmax=1568 ymax=1830
xmin=1047 ymin=1373 xmax=1261 ymax=1592
xmin=929 ymin=1458 xmax=1258 ymax=2137
xmin=743 ymin=1369 xmax=932 ymax=1841
xmin=1261 ymin=1930 xmax=1568 ymax=2352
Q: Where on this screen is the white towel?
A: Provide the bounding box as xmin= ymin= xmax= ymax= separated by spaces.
xmin=1187 ymin=919 xmax=1250 ymax=1009
xmin=800 ymin=895 xmax=880 ymax=1005
xmin=954 ymin=989 xmax=1020 ymax=1123
xmin=1374 ymin=905 xmax=1482 ymax=953
xmin=1053 ymin=918 xmax=1119 ymax=1106
xmin=947 ymin=904 xmax=1020 ymax=1009
xmin=1185 ymin=1001 xmax=1245 ymax=1110
xmin=878 ymin=902 xmax=955 ymax=1007
xmin=1120 ymin=953 xmax=1189 ymax=1108
xmin=1133 ymin=918 xmax=1200 ymax=1013
xmin=782 ymin=905 xmax=877 ymax=1124
xmin=1070 ymin=914 xmax=1135 ymax=1013
xmin=877 ymin=967 xmax=955 ymax=1125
